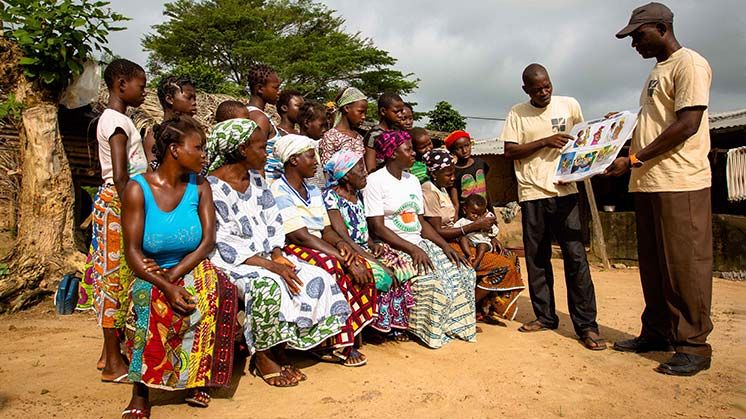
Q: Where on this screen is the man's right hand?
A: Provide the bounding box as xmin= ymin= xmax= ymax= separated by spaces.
xmin=542 ymin=133 xmax=574 ymax=149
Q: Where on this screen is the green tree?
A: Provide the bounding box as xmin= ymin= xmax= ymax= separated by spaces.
xmin=149 ymin=61 xmax=246 ymax=97
xmin=426 ymin=101 xmax=466 ymax=132
xmin=143 ymin=0 xmax=418 ymax=100
xmin=0 ymin=0 xmax=128 ymax=312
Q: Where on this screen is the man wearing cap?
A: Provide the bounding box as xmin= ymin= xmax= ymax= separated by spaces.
xmin=501 ymin=64 xmax=605 ymax=351
xmin=607 ymin=2 xmax=713 ymax=376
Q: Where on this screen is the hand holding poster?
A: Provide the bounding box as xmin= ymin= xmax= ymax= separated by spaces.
xmin=554 ymin=110 xmax=638 ymax=183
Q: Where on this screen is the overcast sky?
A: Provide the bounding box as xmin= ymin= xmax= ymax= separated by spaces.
xmin=107 ymin=0 xmax=746 ymax=138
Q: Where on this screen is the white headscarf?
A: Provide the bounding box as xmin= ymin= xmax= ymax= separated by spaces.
xmin=273 ymin=134 xmax=319 ymax=165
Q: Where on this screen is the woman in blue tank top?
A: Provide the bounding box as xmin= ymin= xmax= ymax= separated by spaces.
xmin=120 ymin=116 xmax=237 ymax=418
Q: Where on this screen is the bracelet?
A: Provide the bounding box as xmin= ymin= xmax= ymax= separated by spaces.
xmin=459 ymin=226 xmax=465 ymax=235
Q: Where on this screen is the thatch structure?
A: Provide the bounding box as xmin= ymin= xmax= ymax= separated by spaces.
xmin=92 ymin=83 xmax=279 ymax=134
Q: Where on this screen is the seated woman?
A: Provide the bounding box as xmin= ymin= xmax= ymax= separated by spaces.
xmin=205 ymin=119 xmax=351 ymax=387
xmin=121 ymin=116 xmax=237 ymax=418
xmin=363 ymin=130 xmax=477 ymax=349
xmin=322 ymin=150 xmax=417 ymax=341
xmin=271 ymin=134 xmax=378 ymax=367
xmin=420 ymin=149 xmax=525 ymax=322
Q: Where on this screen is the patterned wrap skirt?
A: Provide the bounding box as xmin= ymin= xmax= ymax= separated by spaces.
xmin=91 ymin=185 xmax=132 ymax=328
xmin=126 ymin=260 xmax=237 ymax=390
xmin=285 ymin=244 xmax=378 ymax=348
xmin=407 ymin=239 xmax=477 ymax=349
xmin=449 ymin=243 xmax=525 ymax=320
xmin=364 ymin=243 xmax=416 ymax=333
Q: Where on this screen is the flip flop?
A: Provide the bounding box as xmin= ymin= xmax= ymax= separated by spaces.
xmin=121 ymin=408 xmax=150 ymax=418
xmin=185 ymin=390 xmax=210 ymax=408
xmin=580 ymin=332 xmax=607 ymax=351
xmin=342 ymin=348 xmax=367 ymax=368
xmin=102 ymin=373 xmax=131 ymax=384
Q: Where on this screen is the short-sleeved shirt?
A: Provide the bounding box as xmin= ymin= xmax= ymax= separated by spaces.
xmin=500 ymin=96 xmax=583 ymax=202
xmin=319 ymin=128 xmax=365 ymax=166
xmin=96 ymin=108 xmax=148 ymax=184
xmin=629 ymin=47 xmax=712 ymax=193
xmin=454 ymin=157 xmax=489 ymax=208
xmin=409 ymin=160 xmax=429 ymax=184
xmin=421 ymin=180 xmax=456 ymax=227
xmin=363 ymin=125 xmax=386 ymax=169
xmin=362 ymin=168 xmax=423 ymax=245
xmin=271 ymin=176 xmax=330 ymax=238
xmin=323 ymin=188 xmax=369 ymax=246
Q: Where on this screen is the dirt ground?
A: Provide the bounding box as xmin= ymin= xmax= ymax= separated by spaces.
xmin=0 ymin=259 xmax=744 ymax=419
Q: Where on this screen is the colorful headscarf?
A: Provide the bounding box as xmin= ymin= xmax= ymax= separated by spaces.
xmin=374 ymin=130 xmax=411 ymax=161
xmin=205 ymin=118 xmax=258 ymax=172
xmin=422 ymin=148 xmax=455 ymax=173
xmin=273 ymin=134 xmax=319 ymax=165
xmin=443 ymin=129 xmax=470 ymax=150
xmin=323 ymin=149 xmax=363 ymax=189
xmin=334 ymin=87 xmax=367 ymax=127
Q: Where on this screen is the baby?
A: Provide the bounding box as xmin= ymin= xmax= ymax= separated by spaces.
xmin=453 ymin=194 xmax=500 ymax=269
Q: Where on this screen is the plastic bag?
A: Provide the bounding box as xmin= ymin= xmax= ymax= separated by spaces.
xmin=59 ymin=60 xmax=101 ymax=109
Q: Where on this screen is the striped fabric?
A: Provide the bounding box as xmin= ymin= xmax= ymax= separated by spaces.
xmin=407 ymin=239 xmax=477 ymax=348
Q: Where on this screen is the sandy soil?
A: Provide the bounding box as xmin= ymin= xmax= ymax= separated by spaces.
xmin=0 ymin=260 xmax=744 ymax=419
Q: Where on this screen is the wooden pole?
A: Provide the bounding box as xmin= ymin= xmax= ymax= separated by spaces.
xmin=583 ymin=178 xmax=611 ymax=269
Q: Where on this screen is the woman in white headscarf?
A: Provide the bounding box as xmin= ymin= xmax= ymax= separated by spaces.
xmin=271 ymin=134 xmax=378 ymax=367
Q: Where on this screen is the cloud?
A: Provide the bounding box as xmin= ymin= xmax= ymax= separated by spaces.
xmin=107 ymin=0 xmax=746 ymax=138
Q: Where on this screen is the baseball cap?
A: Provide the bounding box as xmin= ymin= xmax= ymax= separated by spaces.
xmin=616 ymin=2 xmax=673 ymax=39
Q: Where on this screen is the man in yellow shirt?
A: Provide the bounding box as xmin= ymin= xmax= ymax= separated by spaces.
xmin=501 ymin=64 xmax=605 ymax=351
xmin=607 ymin=2 xmax=713 ymax=376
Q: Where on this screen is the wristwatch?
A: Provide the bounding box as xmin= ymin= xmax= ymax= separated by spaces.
xmin=629 ymin=153 xmax=644 ymax=168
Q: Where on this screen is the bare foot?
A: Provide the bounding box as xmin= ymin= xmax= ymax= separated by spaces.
xmin=97 ymin=345 xmax=106 ymax=371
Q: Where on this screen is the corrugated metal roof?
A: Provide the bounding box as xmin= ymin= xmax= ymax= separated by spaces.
xmin=709 ymin=109 xmax=746 ymax=131
xmin=471 ymin=137 xmax=502 ymax=156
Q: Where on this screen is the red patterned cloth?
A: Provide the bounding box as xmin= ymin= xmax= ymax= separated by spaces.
xmin=285 ymin=244 xmax=377 ymax=348
xmin=126 ymin=259 xmax=237 ymax=389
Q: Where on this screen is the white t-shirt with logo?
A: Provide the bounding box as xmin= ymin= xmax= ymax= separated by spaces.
xmin=362 ymin=168 xmax=424 ymax=245
xmin=96 ymin=108 xmax=148 ymax=184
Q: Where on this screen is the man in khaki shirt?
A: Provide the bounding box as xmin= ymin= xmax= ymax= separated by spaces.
xmin=501 ymin=64 xmax=605 ymax=351
xmin=608 ymin=2 xmax=713 ymax=376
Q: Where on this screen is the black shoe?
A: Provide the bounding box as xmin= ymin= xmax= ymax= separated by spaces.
xmin=613 ymin=336 xmax=673 ymax=353
xmin=655 ymin=352 xmax=711 ymax=377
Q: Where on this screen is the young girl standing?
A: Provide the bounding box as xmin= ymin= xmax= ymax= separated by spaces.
xmin=93 ymin=59 xmax=148 ymax=383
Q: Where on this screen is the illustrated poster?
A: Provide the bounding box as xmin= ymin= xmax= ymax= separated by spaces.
xmin=554 ymin=110 xmax=638 ymax=183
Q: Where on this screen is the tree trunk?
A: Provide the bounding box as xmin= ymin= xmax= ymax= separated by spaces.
xmin=0 ymin=103 xmax=83 ymax=312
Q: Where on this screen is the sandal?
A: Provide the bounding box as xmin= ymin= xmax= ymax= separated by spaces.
xmin=102 ymin=373 xmax=131 ymax=384
xmin=580 ymin=331 xmax=607 ymax=351
xmin=249 ymin=357 xmax=298 ymax=387
xmin=391 ymin=330 xmax=410 ymax=342
xmin=518 ymin=320 xmax=552 ymax=333
xmin=121 ymin=408 xmax=150 ymax=419
xmin=342 ymin=348 xmax=367 ymax=368
xmin=185 ymin=389 xmax=211 ymax=408
xmin=281 ymin=365 xmax=307 ymax=382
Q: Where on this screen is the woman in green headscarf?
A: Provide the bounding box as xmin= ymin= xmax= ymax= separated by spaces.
xmin=318 ymin=87 xmax=369 ymax=169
